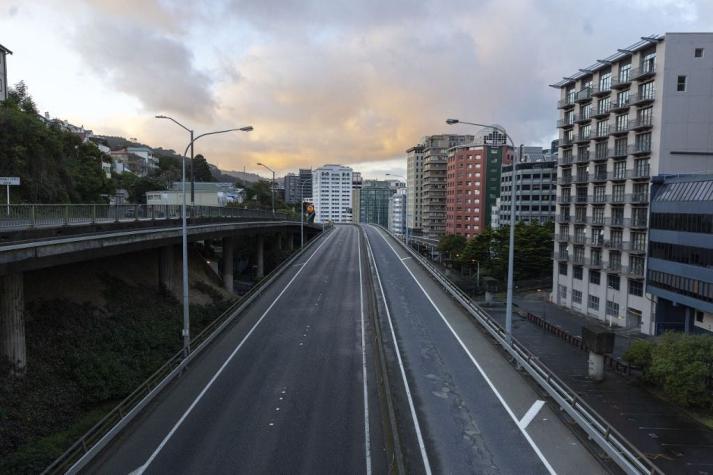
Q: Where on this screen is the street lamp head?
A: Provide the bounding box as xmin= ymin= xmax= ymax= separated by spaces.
xmin=446 ymin=118 xmax=460 ymax=125
xmin=239 ymin=126 xmax=254 ymax=132
xmin=155 ymin=114 xmax=167 ymax=119
xmin=257 ymin=162 xmax=263 ymax=166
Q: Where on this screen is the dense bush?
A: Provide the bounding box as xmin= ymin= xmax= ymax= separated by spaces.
xmin=624 ymin=333 xmax=713 ymax=409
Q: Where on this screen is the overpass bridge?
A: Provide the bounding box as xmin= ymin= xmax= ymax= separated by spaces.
xmin=40 ymin=224 xmax=659 ymax=475
xmin=0 ymin=204 xmax=322 ymax=375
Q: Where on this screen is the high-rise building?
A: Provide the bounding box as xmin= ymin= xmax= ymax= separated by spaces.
xmin=351 ymin=171 xmax=363 ymax=224
xmin=417 ymin=134 xmax=474 ymax=239
xmin=552 ymin=33 xmax=713 ymax=334
xmin=445 ymin=131 xmax=511 ymax=238
xmin=284 ymin=173 xmax=300 ymax=204
xmin=646 ymin=175 xmax=713 ymax=334
xmin=406 ymin=144 xmax=425 ymax=236
xmin=389 ymin=188 xmax=407 ymax=236
xmin=312 ymin=164 xmax=353 ymax=223
xmin=299 ymin=168 xmax=313 ymax=200
xmin=0 ymin=43 xmax=11 ymax=102
xmin=498 ymin=158 xmax=557 ymax=227
xmin=360 ymin=180 xmax=393 ymax=226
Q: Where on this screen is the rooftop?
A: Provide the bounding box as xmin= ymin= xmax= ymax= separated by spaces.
xmin=652 ymin=174 xmax=713 ymax=202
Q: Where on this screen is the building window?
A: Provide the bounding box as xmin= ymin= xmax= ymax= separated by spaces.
xmin=589 ymin=270 xmax=600 ymax=285
xmin=695 ymin=48 xmax=704 ymax=58
xmin=572 ymin=289 xmax=583 ymax=304
xmin=608 ymin=274 xmax=620 ymax=290
xmin=606 ymin=300 xmax=620 ymax=317
xmin=629 ymin=280 xmax=643 ymax=297
xmin=588 ymin=295 xmax=600 ymax=310
xmin=559 ymin=263 xmax=568 ymax=275
xmin=559 ymin=285 xmax=567 ymax=299
xmin=677 ymin=75 xmax=687 ymax=92
xmin=574 ymin=266 xmax=583 ymax=280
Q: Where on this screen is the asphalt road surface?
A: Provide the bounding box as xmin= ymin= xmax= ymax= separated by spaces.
xmin=85 ymin=225 xmax=385 ymax=474
xmin=363 ymin=224 xmax=606 ymax=475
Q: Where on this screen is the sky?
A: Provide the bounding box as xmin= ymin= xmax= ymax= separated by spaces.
xmin=2 ymin=0 xmax=713 ymax=179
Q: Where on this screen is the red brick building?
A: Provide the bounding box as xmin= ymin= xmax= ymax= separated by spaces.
xmin=446 ymin=144 xmax=512 ymax=238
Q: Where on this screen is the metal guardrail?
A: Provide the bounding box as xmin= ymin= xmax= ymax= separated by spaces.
xmin=382 ymin=226 xmax=663 ymax=475
xmin=0 ymin=204 xmax=288 ymax=229
xmin=42 ymin=227 xmax=330 ymax=475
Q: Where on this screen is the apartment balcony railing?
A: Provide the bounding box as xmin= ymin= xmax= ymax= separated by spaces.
xmin=572 ymin=234 xmax=587 ymax=245
xmin=591 ymin=84 xmax=612 ymax=97
xmin=558 ymin=175 xmax=573 ymax=185
xmin=606 ymin=261 xmax=623 ymax=272
xmin=557 ymin=251 xmax=570 ymax=260
xmin=591 ymin=105 xmax=611 ymax=119
xmin=628 ymin=143 xmax=652 ymax=155
xmin=574 ymin=173 xmax=590 ymax=183
xmin=575 ymin=111 xmax=592 ymax=124
xmin=631 ymin=62 xmax=656 ymax=81
xmin=575 ymin=195 xmax=589 ymax=203
xmin=575 ymin=150 xmax=590 ymax=163
xmin=576 ymin=131 xmax=592 ymax=143
xmin=611 ymin=74 xmax=632 ymax=89
xmin=571 ymin=254 xmax=587 ymax=265
xmin=591 ymin=194 xmax=608 ymax=204
xmin=558 ymin=195 xmax=573 ymax=204
xmin=558 ymin=95 xmax=576 ymax=109
xmin=560 ymin=136 xmax=574 ymax=147
xmin=611 ymin=121 xmax=630 ymax=135
xmin=589 ymin=237 xmax=605 ymax=247
xmin=604 ymin=239 xmax=625 ymax=250
xmin=575 ymin=87 xmax=592 ymax=103
xmin=626 ymin=242 xmax=647 ymax=253
xmin=591 ymin=126 xmax=610 ymax=140
xmin=590 ymin=172 xmax=608 ymax=183
xmin=556 ymin=214 xmax=571 ymax=223
xmin=555 ymin=233 xmax=570 ymax=242
xmin=629 ymin=117 xmax=653 ymax=130
xmin=574 ymin=214 xmax=588 ymax=224
xmin=630 ymin=90 xmax=656 ymax=106
xmin=623 ymin=265 xmax=646 ymax=278
xmin=593 ymin=148 xmax=610 ymax=161
xmin=630 ymin=217 xmax=648 ymax=228
xmin=629 ymin=166 xmax=651 ymax=179
xmin=589 ymin=257 xmax=604 ymax=268
xmin=609 ymin=98 xmax=631 ymax=112
xmin=606 ymin=216 xmax=626 ymax=227
xmin=609 ymin=170 xmax=628 ymax=181
xmin=557 ymin=116 xmax=576 ymax=128
xmin=610 ymin=193 xmax=627 ymax=204
xmin=610 ymin=147 xmax=629 ymax=159
xmin=559 ymin=155 xmax=574 ymax=166
xmin=590 ymin=216 xmax=606 ymax=226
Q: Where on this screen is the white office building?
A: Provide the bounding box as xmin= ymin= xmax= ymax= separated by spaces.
xmin=552 ymin=33 xmax=713 ymax=335
xmin=0 ymin=43 xmax=12 ymax=101
xmin=388 ymin=188 xmax=407 ymax=236
xmin=312 ymin=164 xmax=353 ymax=223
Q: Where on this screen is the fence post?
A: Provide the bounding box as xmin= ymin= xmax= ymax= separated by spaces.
xmin=64 ymin=204 xmax=69 ymax=225
xmin=134 ymin=204 xmax=138 ymax=222
xmin=92 ymin=204 xmax=96 ymax=224
xmin=30 ymin=205 xmax=36 ymax=228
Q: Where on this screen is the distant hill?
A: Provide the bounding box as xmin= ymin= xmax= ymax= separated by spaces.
xmin=220 ymin=170 xmax=264 ymax=184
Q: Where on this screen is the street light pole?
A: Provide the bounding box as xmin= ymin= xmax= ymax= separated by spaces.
xmin=299 ymin=178 xmax=310 ymax=248
xmin=156 ymin=115 xmax=253 ymax=357
xmin=257 ymin=162 xmax=276 ymax=215
xmin=446 ymin=118 xmax=519 ymax=345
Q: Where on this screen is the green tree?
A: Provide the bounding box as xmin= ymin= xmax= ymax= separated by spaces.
xmin=438 ymin=234 xmax=467 ymax=261
xmin=192 ymin=154 xmax=214 ymax=182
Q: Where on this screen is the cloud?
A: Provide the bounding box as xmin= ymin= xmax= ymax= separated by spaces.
xmin=73 ymin=17 xmax=215 ymax=120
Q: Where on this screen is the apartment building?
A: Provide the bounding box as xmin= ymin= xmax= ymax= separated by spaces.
xmin=406 ymin=144 xmax=425 ymax=235
xmin=552 ymin=33 xmax=713 ymax=334
xmin=646 ymin=175 xmax=713 ymax=334
xmin=419 ymin=134 xmax=474 ymax=239
xmin=0 ymin=43 xmax=11 ymax=101
xmin=389 ymin=188 xmax=407 ymax=236
xmin=498 ymin=158 xmax=557 ymax=227
xmin=312 ymin=164 xmax=353 ymax=223
xmin=445 ymin=139 xmax=511 ymax=238
xmin=360 ymin=180 xmax=394 ymax=226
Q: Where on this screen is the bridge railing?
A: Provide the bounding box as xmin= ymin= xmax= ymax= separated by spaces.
xmin=379 ymin=226 xmax=663 ymax=475
xmin=0 ymin=204 xmax=289 ymax=229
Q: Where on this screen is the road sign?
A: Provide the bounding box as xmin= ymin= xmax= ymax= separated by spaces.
xmin=0 ymin=177 xmax=20 ymax=186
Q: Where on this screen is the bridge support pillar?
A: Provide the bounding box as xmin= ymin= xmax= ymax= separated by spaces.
xmin=256 ymin=235 xmax=265 ymax=279
xmin=158 ymin=245 xmax=175 ymax=296
xmin=222 ymin=237 xmax=234 ymax=293
xmin=276 ymin=233 xmax=283 ymax=251
xmin=1 ymin=272 xmax=26 ymax=376
xmin=287 ymin=233 xmax=294 ymax=251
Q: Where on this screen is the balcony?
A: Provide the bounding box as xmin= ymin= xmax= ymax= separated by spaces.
xmin=630 ymin=90 xmax=655 ymax=106
xmin=631 ymin=61 xmax=656 ymax=80
xmin=590 ymin=172 xmax=608 ymax=183
xmin=609 ymin=98 xmax=631 ymax=112
xmin=591 ymin=84 xmax=611 ymax=97
xmin=576 ymin=131 xmax=592 ymax=143
xmin=558 ymin=175 xmax=573 ymax=185
xmin=560 ymin=136 xmax=574 ymax=147
xmin=611 ymin=74 xmax=632 ymax=89
xmin=591 ymin=105 xmax=611 ymax=119
xmin=627 ymin=242 xmax=647 ymax=253
xmin=574 ymin=111 xmax=592 ymax=124
xmin=628 ymin=143 xmax=652 ymax=155
xmin=591 ymin=215 xmax=606 ymax=226
xmin=558 ymin=195 xmax=573 ymax=204
xmin=629 ymin=165 xmax=650 ymax=179
xmin=575 ymin=195 xmax=589 ymax=203
xmin=574 ymin=173 xmax=590 ymax=183
xmin=606 ymin=261 xmax=623 ymax=272
xmin=557 ymin=116 xmax=576 ymax=128
xmin=558 ymin=95 xmax=576 ymax=109
xmin=610 ymin=147 xmax=628 ymax=159
xmin=610 ymin=193 xmax=627 ymax=204
xmin=556 ymin=233 xmax=570 ymax=242
xmin=593 ymin=148 xmax=610 ymax=161
xmin=591 ymin=125 xmax=610 ymax=140
xmin=572 ymin=254 xmax=586 ymax=265
xmin=556 ymin=214 xmax=571 ymax=223
xmin=607 ymin=216 xmax=626 ymax=227
xmin=611 ymin=121 xmax=630 ymax=136
xmin=629 ymin=192 xmax=650 ymax=203
xmin=590 ymin=237 xmax=605 ymax=247
xmin=573 ymin=234 xmax=587 ymax=245
xmin=557 ymin=251 xmax=570 ymax=260
xmin=623 ymin=265 xmax=645 ymax=278
xmin=591 ymin=194 xmax=608 ymax=204
xmin=630 ymin=216 xmax=648 ymax=228
xmin=575 ymin=150 xmax=590 ymax=163
xmin=559 ymin=155 xmax=574 ymax=166
xmin=589 ymin=257 xmax=604 ymax=268
xmin=605 ymin=239 xmax=625 ymax=250
xmin=629 ymin=117 xmax=653 ymax=130
xmin=575 ymin=87 xmax=592 ymax=103
xmin=574 ymin=214 xmax=588 ymax=224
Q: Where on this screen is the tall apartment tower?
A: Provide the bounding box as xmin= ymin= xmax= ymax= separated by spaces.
xmin=299 ymin=168 xmax=313 ymax=199
xmin=406 ymin=144 xmax=425 ymax=236
xmin=312 ymin=164 xmax=353 ymax=223
xmin=552 ymin=33 xmax=713 ymax=335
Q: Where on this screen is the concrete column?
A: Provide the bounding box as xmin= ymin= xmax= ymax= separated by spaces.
xmin=276 ymin=233 xmax=283 ymax=251
xmin=257 ymin=234 xmax=265 ymax=279
xmin=158 ymin=245 xmax=175 ymax=295
xmin=1 ymin=273 xmax=26 ymax=375
xmin=223 ymin=237 xmax=234 ymax=293
xmin=287 ymin=233 xmax=295 ymax=251
xmin=587 ymin=352 xmax=605 ymax=382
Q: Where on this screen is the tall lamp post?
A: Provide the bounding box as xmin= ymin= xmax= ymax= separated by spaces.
xmin=156 ymin=114 xmax=253 ymax=357
xmin=446 ymin=118 xmax=521 ymax=345
xmin=386 ymin=173 xmax=408 ymax=244
xmin=257 ymin=162 xmax=276 ymax=215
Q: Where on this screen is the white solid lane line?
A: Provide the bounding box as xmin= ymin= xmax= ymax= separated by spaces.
xmin=363 ymin=227 xmax=433 ymax=475
xmin=519 ymin=400 xmax=546 ymax=430
xmin=133 ymin=231 xmax=335 ymax=474
xmin=357 ymin=229 xmax=372 ymax=475
xmin=371 ymin=225 xmax=556 ymax=475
